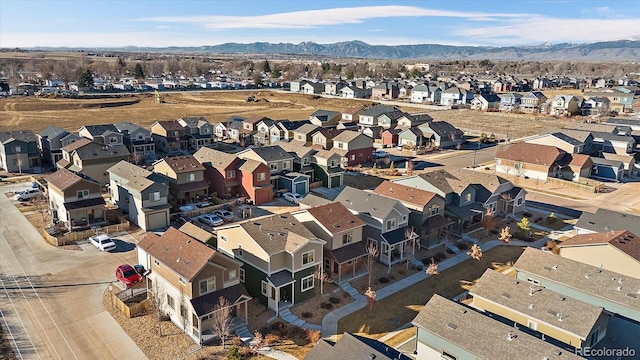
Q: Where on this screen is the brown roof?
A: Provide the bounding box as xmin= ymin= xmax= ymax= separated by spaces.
xmin=154 ymin=120 xmax=183 ymax=131
xmin=138 ymin=227 xmax=215 ymax=281
xmin=305 ymin=202 xmax=365 ymax=235
xmin=569 ymin=153 xmax=592 ymax=167
xmin=243 ymin=115 xmax=271 ymax=124
xmin=193 ymin=147 xmax=238 ymax=170
xmin=61 ymin=137 xmax=92 ymax=153
xmin=342 ymin=106 xmax=362 ymax=115
xmin=559 ymin=230 xmax=640 ymax=262
xmin=157 ymin=155 xmax=205 ymax=173
xmin=494 ymin=143 xmax=565 ymax=167
xmin=45 ymin=168 xmax=99 ymax=191
xmin=178 ymin=222 xmax=214 ymax=243
xmin=373 ymin=180 xmax=436 ymax=206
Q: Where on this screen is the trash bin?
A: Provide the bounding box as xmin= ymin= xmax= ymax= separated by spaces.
xmin=236 ymin=198 xmax=243 ymax=206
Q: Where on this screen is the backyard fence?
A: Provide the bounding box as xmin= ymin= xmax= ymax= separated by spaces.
xmin=41 ymin=220 xmax=130 ymax=246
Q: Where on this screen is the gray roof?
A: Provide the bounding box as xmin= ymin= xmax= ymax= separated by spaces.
xmin=239 ymin=213 xmax=319 ymax=255
xmin=606 ymin=118 xmax=640 ymax=127
xmin=423 ymin=121 xmax=463 ymax=138
xmin=107 ymin=160 xmax=156 ymax=192
xmin=591 ymin=157 xmax=624 ymax=167
xmin=277 ymin=120 xmax=310 ymax=131
xmin=306 ymin=333 xmax=411 ymax=360
xmin=553 ymin=129 xmax=592 ymax=143
xmin=178 ymin=116 xmax=210 ymax=128
xmin=470 ymin=269 xmax=603 ymax=339
xmin=591 ymin=131 xmax=635 ymax=144
xmin=360 ymin=105 xmax=398 ymax=117
xmin=564 ymin=122 xmax=617 ymax=134
xmin=412 ymin=295 xmax=582 ymax=360
xmin=335 ymin=186 xmax=406 ymax=221
xmin=193 ymin=147 xmax=238 ymax=170
xmin=575 ymin=208 xmax=640 ymax=235
xmin=414 ymin=168 xmax=509 ymax=198
xmin=550 ymin=132 xmax=584 ymax=146
xmin=38 ymin=126 xmax=70 ymax=139
xmin=332 ymin=130 xmax=362 ymax=143
xmin=241 ymin=145 xmax=295 ymax=163
xmin=114 ymin=121 xmax=150 ymax=136
xmin=80 ymin=124 xmax=118 ymax=136
xmin=73 ymin=142 xmax=130 ymax=160
xmin=513 ymin=247 xmax=640 ymax=316
xmin=479 ymin=93 xmax=501 ymax=102
xmin=299 ymin=193 xmax=332 ymax=208
xmin=294 ymin=123 xmax=320 ymax=135
xmin=310 ymin=109 xmax=340 ymax=122
xmin=271 ymin=140 xmax=314 ymax=158
xmin=0 ymin=130 xmax=37 ymax=144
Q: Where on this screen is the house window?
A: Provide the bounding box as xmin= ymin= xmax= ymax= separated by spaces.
xmin=338 ymin=143 xmax=344 ymax=149
xmin=77 ymin=189 xmax=89 ymax=199
xmin=167 ymin=295 xmax=175 ymax=309
xmin=14 ymin=145 xmax=21 ymax=152
xmin=74 ymin=159 xmax=80 ymax=166
xmin=269 ymin=163 xmax=278 ymax=171
xmin=228 ymin=268 xmax=237 ymax=281
xmin=401 ymin=215 xmax=407 ymax=222
xmin=282 ymin=161 xmax=289 ymax=169
xmin=517 ymin=198 xmax=523 ymax=206
xmin=302 ymin=250 xmax=314 ymax=265
xmin=350 ymin=154 xmax=355 ymax=161
xmin=203 ymin=127 xmax=210 ymax=134
xmin=464 ymin=193 xmax=472 ymax=203
xmin=199 ymin=277 xmax=216 ymax=295
xmin=219 ymin=235 xmax=227 ymax=243
xmin=180 ymin=304 xmax=188 ymax=319
xmin=109 ymin=137 xmax=117 ymax=143
xmin=346 ymin=259 xmax=355 ymax=265
xmin=314 ymin=137 xmax=322 ymax=144
xmin=303 ymin=157 xmax=310 ymax=165
xmin=226 ymin=170 xmax=236 ymax=178
xmin=330 ymin=160 xmax=336 ymax=167
xmin=261 ymin=280 xmax=268 ymax=296
xmin=187 ymin=173 xmax=195 ymax=182
xmin=178 ymin=277 xmax=186 ymax=285
xmin=430 ymin=204 xmax=440 ymax=216
xmin=239 ymin=268 xmax=245 ymax=283
xmin=301 ymin=275 xmax=314 ymax=292
xmin=297 ymin=135 xmax=303 ymax=140
xmin=257 ymin=172 xmax=266 ymax=181
xmin=149 ymin=192 xmax=160 ymax=201
xmin=527 ymin=278 xmax=540 ymax=286
xmin=343 ymin=232 xmax=353 ymax=244
xmin=386 ymin=219 xmax=396 ymax=231
xmin=528 ymin=320 xmax=538 ymax=331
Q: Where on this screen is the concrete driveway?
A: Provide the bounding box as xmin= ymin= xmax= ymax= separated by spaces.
xmin=0 ymin=182 xmax=147 ymax=360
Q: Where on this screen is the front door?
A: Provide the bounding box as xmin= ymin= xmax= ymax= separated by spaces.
xmin=267 ymin=285 xmax=277 ymax=311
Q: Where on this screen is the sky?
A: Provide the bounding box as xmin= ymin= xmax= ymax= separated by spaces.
xmin=1 ymin=0 xmax=640 ymax=48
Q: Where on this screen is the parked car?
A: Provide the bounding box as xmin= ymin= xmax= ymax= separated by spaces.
xmin=172 ymin=213 xmax=193 ymax=226
xmin=13 ymin=188 xmax=42 ymax=201
xmin=372 ymin=150 xmax=389 ymax=158
xmin=283 ymin=192 xmax=303 ymax=204
xmin=213 ymin=209 xmax=234 ymax=222
xmin=89 ymin=234 xmax=116 ymax=252
xmin=198 ymin=213 xmax=224 ymax=227
xmin=115 ymin=264 xmax=142 ymax=288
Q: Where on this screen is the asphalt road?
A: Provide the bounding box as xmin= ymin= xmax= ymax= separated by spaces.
xmin=0 ymin=182 xmax=146 ymax=360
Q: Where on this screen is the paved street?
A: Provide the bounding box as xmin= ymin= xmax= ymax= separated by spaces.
xmin=0 ymin=182 xmax=146 ymax=360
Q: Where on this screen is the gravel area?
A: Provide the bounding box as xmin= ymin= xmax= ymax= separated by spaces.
xmin=351 ymin=260 xmax=423 ymax=294
xmin=289 ymin=283 xmax=353 ymax=325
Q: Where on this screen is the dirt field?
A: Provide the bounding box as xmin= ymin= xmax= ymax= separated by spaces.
xmin=0 ymin=90 xmax=579 ymax=138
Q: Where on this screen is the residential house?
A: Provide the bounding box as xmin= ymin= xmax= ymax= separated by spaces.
xmin=237 ymin=158 xmax=273 ymax=205
xmin=565 ymin=154 xmax=593 ymax=182
xmin=602 ymin=153 xmax=637 ymax=176
xmin=341 ymin=107 xmax=362 ymax=122
xmin=373 ymin=180 xmax=450 ymax=249
xmin=214 ymin=213 xmax=325 ymax=314
xmin=396 ymin=113 xmax=432 ymax=129
xmin=377 ymin=110 xmax=406 ymax=129
xmin=335 ymin=187 xmax=416 ymax=269
xmin=513 ymin=247 xmax=640 ymax=323
xmin=557 ymin=230 xmax=640 ymax=279
xmin=236 ymin=145 xmax=296 ymax=195
xmin=272 ymin=140 xmax=316 ymax=181
xmin=114 ymin=121 xmax=156 ymax=162
xmin=516 ymin=91 xmax=546 ymax=113
xmin=193 ymin=147 xmax=242 ymax=199
xmin=496 ymin=92 xmax=522 ymax=112
xmin=177 ymin=117 xmax=214 ymax=150
xmin=289 ymin=79 xmax=308 ymax=92
xmin=439 ymin=87 xmax=472 ymax=106
xmin=37 ymin=126 xmax=81 ymax=167
xmin=310 ymin=149 xmax=344 ymax=189
xmin=410 ymin=84 xmax=442 ymax=104
xmin=309 ymin=110 xmax=341 ymax=127
xmin=213 ymin=118 xmax=234 ymax=140
xmin=301 ymin=82 xmax=325 ymax=95
xmin=397 ymin=128 xmax=428 ymax=149
xmin=57 ymin=138 xmax=130 ymax=185
xmin=470 ymin=93 xmax=501 ymax=111
xmin=417 ymin=121 xmax=464 ymax=149
xmin=470 ymin=269 xmax=608 ymax=350
xmin=227 ymin=118 xmax=245 ymax=143
xmin=331 ymin=131 xmax=374 ymax=167
xmin=581 ymin=97 xmax=611 ymax=116
xmin=412 ymin=294 xmax=582 ymax=360
xmin=252 ymin=118 xmax=277 ymax=147
xmin=291 ymin=123 xmax=320 ymax=145
xmin=584 ymin=90 xmax=633 ymax=113
xmin=0 ymin=130 xmax=41 ymax=173
xmin=338 ymin=85 xmax=371 ymax=99
xmin=566 ymin=122 xmax=631 ymax=136
xmin=574 ymin=208 xmax=640 ymax=236
xmin=78 ymin=124 xmax=123 ymax=146
xmin=150 ymin=120 xmax=189 ymax=154
xmin=361 ymin=126 xmax=384 ymax=147
xmin=293 ymin=202 xmax=367 ymax=284
xmin=323 ymin=81 xmax=347 ymax=96
xmin=137 ymin=227 xmax=251 ymax=344
xmin=152 ymin=155 xmax=208 ymax=205
xmin=494 ymin=143 xmax=571 ymax=182
xmin=525 ymin=132 xmax=587 ymax=154
xmin=606 ymin=117 xmax=640 ymax=131
xmin=276 ymin=120 xmax=311 ymax=141
xmin=589 ymin=131 xmax=635 ymax=155
xmin=46 ymin=168 xmax=106 ymax=230
xmin=107 ymin=160 xmax=170 ymax=231
xmin=591 ymin=157 xmax=624 ymax=182
xmin=549 ymin=95 xmax=583 ymax=117
xmin=357 ymin=105 xmax=399 ymax=130
xmin=307 ymin=332 xmax=411 ymax=360
xmin=371 ymin=82 xmax=399 ymax=100
xmin=381 ymin=129 xmax=401 ymax=148
xmin=310 ymin=128 xmax=343 ymax=150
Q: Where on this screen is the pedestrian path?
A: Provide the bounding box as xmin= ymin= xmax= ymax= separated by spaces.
xmin=277 ymin=307 xmax=322 ymax=332
xmin=340 ymin=282 xmax=364 ymax=301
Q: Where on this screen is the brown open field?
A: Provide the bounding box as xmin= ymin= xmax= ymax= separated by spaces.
xmin=0 ymin=90 xmax=578 ymax=137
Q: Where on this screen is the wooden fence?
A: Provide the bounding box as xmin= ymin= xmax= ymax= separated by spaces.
xmin=546 ymin=177 xmax=598 ymax=193
xmin=109 ymin=287 xmax=149 ymax=319
xmin=41 ymin=220 xmax=130 ymax=246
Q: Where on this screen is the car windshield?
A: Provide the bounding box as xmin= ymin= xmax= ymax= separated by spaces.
xmin=100 ymin=239 xmax=111 ymax=244
xmin=123 ymin=269 xmax=137 ymax=277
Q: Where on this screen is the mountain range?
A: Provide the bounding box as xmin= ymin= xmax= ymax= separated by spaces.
xmin=29 ymin=40 xmax=640 ymax=61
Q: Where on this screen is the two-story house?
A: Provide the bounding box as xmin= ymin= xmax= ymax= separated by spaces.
xmin=371 ymin=82 xmax=399 ymax=100
xmin=293 ymin=202 xmax=367 ymax=284
xmin=276 ymin=120 xmax=311 ymax=142
xmin=410 ymin=84 xmax=442 ymax=104
xmin=150 ymin=120 xmax=189 ymax=154
xmin=357 ymin=105 xmax=399 ymax=130
xmin=237 ymin=159 xmax=273 ymax=205
xmin=0 ymin=130 xmax=41 ymax=173
xmin=78 ymin=124 xmax=124 ymax=146
xmin=417 ymin=121 xmax=464 ymax=149
xmin=137 ymin=227 xmax=251 ymax=344
xmin=335 ymin=187 xmax=416 ymax=270
xmin=114 ymin=121 xmax=156 ymax=162
xmin=338 ymin=85 xmax=371 ymax=99
xmin=309 ymin=110 xmax=341 ymax=127
xmin=177 ymin=117 xmax=214 ymax=150
xmin=470 ymin=93 xmax=501 ymax=111
xmin=272 ymin=140 xmax=316 ymax=180
xmin=254 ymin=119 xmax=280 ymax=146
xmin=107 ymin=160 xmax=171 ymax=231
xmin=498 ymin=92 xmax=523 ymax=112
xmin=377 ymin=110 xmax=406 ymax=130
xmin=372 ymin=181 xmax=451 ymax=249
xmin=549 ymin=95 xmax=583 ymax=116
xmin=311 ymin=149 xmax=344 ymax=189
xmin=291 ymin=123 xmax=320 ymax=145
xmin=57 ymin=138 xmax=130 ymax=185
xmin=236 ymin=145 xmax=297 ymax=195
xmin=332 ymin=131 xmax=374 ymax=167
xmin=152 ymin=155 xmax=208 ymax=205
xmin=215 ymin=213 xmax=325 ymax=315
xmin=46 ymin=168 xmax=106 ymax=230
xmin=440 ymin=86 xmax=472 ymax=106
xmin=519 ymin=91 xmax=547 ymax=113
xmin=396 ymin=113 xmax=432 ymax=129
xmin=310 ymin=128 xmax=343 ymax=150
xmin=193 ymin=147 xmax=241 ymax=200
xmin=37 ymin=126 xmax=81 ymax=167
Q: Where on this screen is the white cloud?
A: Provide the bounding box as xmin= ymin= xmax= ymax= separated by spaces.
xmin=138 ymin=6 xmax=532 ymax=30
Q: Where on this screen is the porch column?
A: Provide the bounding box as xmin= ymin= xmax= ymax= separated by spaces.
xmin=244 ymin=302 xmax=248 ymax=324
xmin=352 ymin=261 xmax=355 ymax=277
xmin=338 ymin=263 xmax=342 ymax=285
xmin=291 ymin=283 xmax=295 ymax=306
xmin=387 ymin=245 xmax=392 ymax=272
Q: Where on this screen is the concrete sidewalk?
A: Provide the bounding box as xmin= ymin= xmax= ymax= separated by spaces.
xmin=321 ymin=237 xmax=549 ymax=338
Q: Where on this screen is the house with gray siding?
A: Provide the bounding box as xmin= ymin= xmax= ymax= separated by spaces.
xmin=0 ymin=130 xmax=41 ymax=173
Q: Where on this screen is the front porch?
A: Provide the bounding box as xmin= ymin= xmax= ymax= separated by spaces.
xmin=379 ymin=228 xmax=419 ymax=272
xmin=60 ymin=197 xmax=106 ymax=231
xmin=446 ymin=203 xmax=484 ymax=234
xmin=325 ymin=242 xmax=369 ymax=285
xmin=266 ymin=270 xmax=295 ymax=316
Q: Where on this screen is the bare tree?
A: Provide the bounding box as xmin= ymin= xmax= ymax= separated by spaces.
xmin=481 ymin=207 xmax=496 ymax=236
xmin=150 ymin=282 xmax=167 ymax=336
xmin=498 ymin=226 xmax=512 ymax=246
xmin=211 ymin=296 xmax=233 ymax=349
xmin=32 ymin=195 xmax=49 ymax=222
xmin=364 ymin=287 xmax=376 ymax=315
xmin=426 ymin=258 xmax=439 ymax=288
xmin=365 ymin=241 xmax=379 ymax=288
xmin=467 ymin=243 xmax=483 ymax=261
xmin=314 ymin=266 xmax=331 ymax=296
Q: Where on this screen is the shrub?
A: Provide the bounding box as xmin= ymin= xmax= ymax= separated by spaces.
xmin=301 ymin=311 xmax=313 ymax=319
xmin=378 ymin=277 xmax=390 ymax=283
xmin=264 ymin=333 xmax=281 ymax=346
xmin=269 ymin=321 xmax=287 ymax=336
xmin=547 ymin=212 xmax=558 ymax=223
xmin=226 ymin=346 xmax=241 ymax=360
xmin=287 ymin=326 xmax=308 ymax=340
xmin=307 ymin=329 xmax=322 ymax=344
xmin=320 ymin=302 xmax=333 ymax=310
xmin=328 ymin=297 xmax=340 ymax=304
xmin=421 ymin=257 xmax=431 ymax=265
xmin=239 ymin=345 xmax=254 ymax=357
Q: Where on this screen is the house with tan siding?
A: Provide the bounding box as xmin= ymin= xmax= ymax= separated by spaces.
xmin=152 ymin=155 xmax=208 ymax=205
xmin=46 ymin=168 xmax=106 ymax=230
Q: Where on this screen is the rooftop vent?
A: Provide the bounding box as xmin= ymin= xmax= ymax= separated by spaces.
xmin=626 ymin=293 xmax=637 ymax=299
xmin=446 ymin=323 xmax=457 ymax=330
xmin=553 ymin=350 xmax=562 ymax=356
xmin=501 ymin=292 xmax=511 ymax=299
xmin=552 ymin=265 xmax=558 ymax=270
xmin=528 ymin=304 xmax=534 ymax=309
xmin=616 ymin=286 xmax=622 ymax=291
xmin=507 ymin=332 xmax=517 ymax=341
xmin=176 ymin=257 xmax=181 ymax=263
xmin=585 ymin=273 xmax=590 ymax=279
xmin=556 ymin=295 xmax=565 ymax=301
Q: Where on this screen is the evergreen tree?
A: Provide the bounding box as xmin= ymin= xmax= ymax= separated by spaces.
xmin=77 ymin=69 xmax=94 ymax=88
xmin=133 ymin=63 xmax=145 ymax=79
xmin=262 ymin=60 xmax=271 ymax=74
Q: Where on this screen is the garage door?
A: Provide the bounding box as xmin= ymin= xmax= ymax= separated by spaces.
xmin=295 ymin=182 xmax=307 ymax=195
xmin=146 ymin=211 xmax=168 ymax=231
